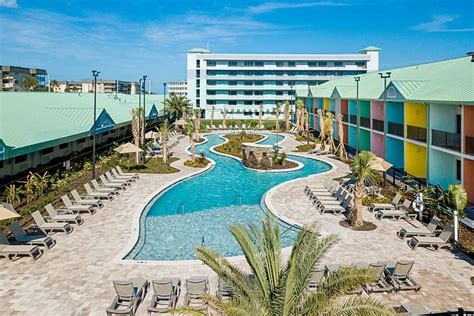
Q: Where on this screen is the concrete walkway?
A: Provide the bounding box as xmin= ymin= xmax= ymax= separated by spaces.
xmin=0 ymin=132 xmax=472 ymax=315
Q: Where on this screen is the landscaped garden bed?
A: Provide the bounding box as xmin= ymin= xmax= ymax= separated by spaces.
xmin=184 ymin=157 xmax=211 ymax=168
xmin=214 ymin=132 xmax=265 ymax=158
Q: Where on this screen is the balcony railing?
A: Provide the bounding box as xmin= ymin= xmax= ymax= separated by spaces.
xmin=407 ymin=125 xmax=427 ymax=142
xmin=372 ymin=119 xmax=384 ymax=132
xmin=360 ymin=117 xmax=370 ymax=128
xmin=466 ymin=136 xmax=474 ymax=155
xmin=342 ymin=113 xmax=348 ymax=123
xmin=388 ymin=122 xmax=404 ymax=137
xmin=350 ymin=115 xmax=357 ymax=125
xmin=431 ymin=129 xmax=461 ymax=152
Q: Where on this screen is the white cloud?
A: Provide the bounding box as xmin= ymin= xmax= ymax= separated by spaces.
xmin=0 ymin=0 xmax=18 ymax=8
xmin=413 ymin=15 xmax=474 ymax=32
xmin=247 ymin=1 xmax=349 ymax=14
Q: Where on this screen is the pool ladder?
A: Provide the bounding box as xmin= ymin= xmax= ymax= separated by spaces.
xmin=177 ymin=202 xmax=185 ymax=214
xmin=233 ymin=194 xmax=243 ymax=206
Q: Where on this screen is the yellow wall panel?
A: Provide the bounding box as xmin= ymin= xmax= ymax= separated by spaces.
xmin=323 ymin=98 xmax=329 ymax=111
xmin=405 ymin=141 xmax=427 ymax=178
xmin=405 ymin=102 xmax=426 ymax=128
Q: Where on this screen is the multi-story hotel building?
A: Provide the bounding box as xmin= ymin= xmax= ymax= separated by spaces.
xmin=167 ymin=80 xmax=187 ymax=97
xmin=297 ymin=54 xmax=474 ymax=203
xmin=1 ymin=66 xmax=48 ymax=91
xmin=187 ymin=47 xmax=380 ymax=119
xmin=53 ymin=80 xmax=139 ymax=94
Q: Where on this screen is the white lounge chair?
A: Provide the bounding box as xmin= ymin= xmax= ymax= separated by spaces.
xmin=71 ymin=189 xmax=104 ymax=208
xmin=0 ymin=233 xmax=43 ymax=261
xmin=84 ymin=183 xmax=115 ymax=200
xmin=111 ymin=169 xmax=136 ymax=182
xmin=61 ymin=195 xmax=96 ymax=215
xmin=397 ymin=216 xmax=441 ymax=240
xmin=408 ymin=225 xmax=453 ymax=250
xmin=31 ymin=211 xmax=73 ymax=235
xmin=9 ymin=222 xmax=56 ymax=250
xmin=44 ymin=203 xmax=84 ymax=225
xmin=318 ymin=196 xmax=352 ymax=215
xmin=106 ymin=279 xmax=149 ymax=316
xmin=100 ymin=175 xmax=127 ymax=190
xmin=185 ymin=278 xmax=209 ymax=310
xmin=91 ymin=180 xmax=119 ymax=195
xmin=116 ymin=165 xmax=138 ymax=179
xmin=369 ymin=193 xmax=402 ymax=212
xmin=375 ymin=200 xmax=416 ymax=221
xmin=105 ymin=171 xmax=131 ymax=185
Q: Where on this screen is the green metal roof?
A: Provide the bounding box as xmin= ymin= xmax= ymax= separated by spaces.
xmin=0 ymin=92 xmax=165 ymax=159
xmin=299 ymin=56 xmax=474 ymax=104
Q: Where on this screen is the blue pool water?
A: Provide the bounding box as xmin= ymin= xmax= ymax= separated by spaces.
xmin=126 ymin=133 xmax=331 ymax=261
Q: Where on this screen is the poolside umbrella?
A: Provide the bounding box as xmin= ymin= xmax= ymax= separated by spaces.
xmin=173 ymin=119 xmax=187 ymax=126
xmin=145 ymin=130 xmax=159 ymax=140
xmin=0 ymin=203 xmax=20 ymax=221
xmin=114 ymin=142 xmax=144 ymax=154
xmin=371 ymin=156 xmax=393 ymax=186
xmin=223 ymin=107 xmax=227 ymax=129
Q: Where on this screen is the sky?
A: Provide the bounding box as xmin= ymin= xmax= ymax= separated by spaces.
xmin=0 ymin=0 xmax=472 ymax=92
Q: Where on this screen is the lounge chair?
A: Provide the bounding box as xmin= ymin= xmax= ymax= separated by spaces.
xmin=116 ymin=165 xmax=139 ymax=179
xmin=100 ymin=175 xmax=127 ymax=190
xmin=71 ymin=189 xmax=104 ymax=208
xmin=308 ymin=183 xmax=339 ymax=200
xmin=32 ymin=211 xmax=73 ymax=235
xmin=91 ymin=179 xmax=119 ymax=195
xmin=211 ymin=124 xmax=217 ymax=130
xmin=84 ymin=183 xmax=115 ymax=200
xmin=9 ymin=222 xmax=56 ymax=250
xmin=105 ymin=171 xmax=132 ymax=185
xmin=318 ymin=195 xmax=352 ymax=215
xmin=311 ymin=187 xmax=346 ymax=204
xmin=397 ymin=216 xmax=441 ymax=240
xmin=216 ymin=277 xmax=234 ymax=301
xmin=308 ymin=144 xmax=322 ymax=154
xmin=147 ymin=278 xmax=180 ymax=314
xmin=363 ymin=262 xmax=393 ymax=294
xmin=408 ymin=224 xmax=452 ymax=250
xmin=384 ymin=260 xmax=421 ymax=292
xmin=45 ymin=203 xmax=84 ymax=225
xmin=369 ymin=193 xmax=402 ymax=212
xmin=112 ymin=169 xmax=136 ymax=182
xmin=0 ymin=233 xmax=43 ymax=261
xmin=313 ymin=191 xmax=350 ymax=208
xmin=374 ymin=199 xmax=416 ymax=221
xmin=218 ymin=124 xmax=224 ymax=130
xmin=205 ymin=124 xmax=211 ymax=130
xmin=106 ymin=279 xmax=149 ymax=316
xmin=185 ymin=277 xmax=209 ymax=310
xmin=304 ymin=180 xmax=331 ymax=194
xmin=61 ymin=195 xmax=96 ymax=215
xmin=306 ymin=267 xmax=325 ymax=292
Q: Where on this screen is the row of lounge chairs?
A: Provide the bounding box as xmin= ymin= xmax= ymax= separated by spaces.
xmin=0 ymin=166 xmax=138 ymax=262
xmin=106 ymin=277 xmax=225 ymax=315
xmin=206 ymin=124 xmax=264 ymax=132
xmin=369 ymin=193 xmax=418 ymax=221
xmin=308 ymin=260 xmax=421 ymax=295
xmin=304 ymin=181 xmax=353 ymax=215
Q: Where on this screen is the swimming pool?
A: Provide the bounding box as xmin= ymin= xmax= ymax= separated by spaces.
xmin=125 ymin=133 xmax=331 ymax=261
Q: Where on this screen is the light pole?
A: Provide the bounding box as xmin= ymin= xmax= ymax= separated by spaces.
xmin=379 ymin=72 xmax=391 ymax=157
xmin=91 ymin=70 xmax=100 ymax=179
xmin=163 ymin=82 xmax=167 ymax=117
xmin=138 ymin=78 xmax=142 ymax=146
xmin=289 ymin=82 xmax=294 ymax=121
xmin=354 ymin=76 xmax=360 ymax=154
xmin=142 ymin=75 xmax=148 ymax=146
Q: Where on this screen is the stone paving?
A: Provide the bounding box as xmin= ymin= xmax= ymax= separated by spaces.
xmin=0 ymin=132 xmax=472 ymax=315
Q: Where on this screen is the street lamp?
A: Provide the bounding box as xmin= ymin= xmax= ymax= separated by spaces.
xmin=354 ymin=76 xmax=360 ymax=154
xmin=91 ymin=70 xmax=100 ymax=179
xmin=379 ymin=72 xmax=391 ymax=156
xmin=138 ymin=78 xmax=142 ymax=146
xmin=142 ymin=75 xmax=148 ymax=146
xmin=163 ymin=82 xmax=167 ymax=117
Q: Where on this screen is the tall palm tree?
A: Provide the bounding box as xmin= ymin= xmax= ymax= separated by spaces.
xmin=284 ymin=101 xmax=291 ymax=131
xmin=195 ymin=217 xmax=392 ymax=315
xmin=295 ymin=100 xmax=304 ymax=133
xmin=163 ymin=93 xmax=192 ymax=120
xmin=22 ymin=76 xmax=39 ymax=91
xmin=194 ymin=109 xmax=202 ymax=139
xmin=184 ymin=121 xmax=196 ymax=162
xmin=350 ymin=151 xmax=381 ymax=228
xmin=159 ymin=121 xmax=170 ymax=163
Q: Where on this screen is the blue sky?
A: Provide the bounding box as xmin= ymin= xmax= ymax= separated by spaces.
xmin=0 ymin=0 xmax=472 ymax=92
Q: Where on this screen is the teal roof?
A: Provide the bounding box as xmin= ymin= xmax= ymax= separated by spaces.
xmin=0 ymin=92 xmax=165 ymax=159
xmin=300 ymin=56 xmax=474 ymax=104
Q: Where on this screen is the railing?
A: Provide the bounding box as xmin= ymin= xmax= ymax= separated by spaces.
xmin=466 ymin=136 xmax=474 ymax=155
xmin=407 ymin=125 xmax=427 ymax=142
xmin=342 ymin=113 xmax=348 ymax=122
xmin=431 ymin=129 xmax=461 ymax=152
xmin=372 ymin=119 xmax=384 ymax=132
xmin=388 ymin=122 xmax=404 ymax=137
xmin=349 ymin=115 xmax=357 ymax=125
xmin=360 ymin=117 xmax=370 ymax=128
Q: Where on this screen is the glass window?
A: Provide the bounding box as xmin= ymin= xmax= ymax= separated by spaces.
xmin=59 ymin=143 xmax=69 ymax=150
xmin=15 ymin=154 xmax=27 ymax=164
xmin=207 ymin=61 xmax=216 ymax=66
xmin=244 ymin=61 xmax=253 ymax=66
xmin=276 ymin=81 xmax=283 ymax=86
xmin=244 ymin=91 xmax=253 ymax=95
xmin=254 ymin=61 xmax=264 ymax=67
xmin=318 ymin=61 xmax=327 ymax=67
xmin=308 ymin=61 xmax=317 ymax=67
xmin=207 ymin=100 xmax=216 ymax=105
xmin=41 ymin=147 xmax=54 ymax=155
xmin=255 ymin=91 xmax=263 ymax=96
xmin=228 ymin=61 xmax=238 ymax=66
xmin=276 ymin=61 xmax=284 ymax=67
xmin=244 ymin=101 xmax=253 ymax=105
xmin=288 ymin=61 xmax=296 ymax=67
xmin=229 ymin=101 xmax=237 ymax=105
xmin=334 ymin=61 xmax=343 ymax=67
xmin=196 ymin=70 xmax=200 ymax=78
xmin=207 ymin=90 xmax=216 ymax=95
xmin=276 ymin=91 xmax=283 ymax=96
xmin=228 ymin=81 xmax=237 ymax=86
xmin=207 ymin=80 xmax=216 ymax=85
xmin=254 ymin=81 xmax=263 ymax=86
xmin=244 ymin=81 xmax=253 ymax=86
xmin=456 ymin=160 xmax=461 ymax=181
xmin=228 ymin=91 xmax=237 ymax=95
xmin=255 ymin=101 xmax=263 ymax=105
xmin=355 ymin=61 xmax=365 ymax=67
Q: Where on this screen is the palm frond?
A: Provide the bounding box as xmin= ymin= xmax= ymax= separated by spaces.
xmin=317 ymin=267 xmax=377 ymax=298
xmin=325 ymin=295 xmax=395 ymax=316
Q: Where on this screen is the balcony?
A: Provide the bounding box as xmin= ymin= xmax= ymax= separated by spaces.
xmin=466 ymin=136 xmax=474 ymax=155
xmin=372 ymin=119 xmax=384 ymax=132
xmin=350 ymin=115 xmax=357 ymax=125
xmin=342 ymin=113 xmax=348 ymax=123
xmin=388 ymin=122 xmax=404 ymax=137
xmin=431 ymin=129 xmax=461 ymax=152
xmin=407 ymin=125 xmax=427 ymax=143
xmin=360 ymin=117 xmax=370 ymax=128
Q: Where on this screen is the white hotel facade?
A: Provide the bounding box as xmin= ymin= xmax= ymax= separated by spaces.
xmin=187 ymin=47 xmax=380 ymax=119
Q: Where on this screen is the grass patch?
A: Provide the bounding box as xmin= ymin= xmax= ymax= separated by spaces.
xmin=294 ymin=143 xmax=316 ymax=152
xmin=126 ymin=157 xmax=179 ymax=174
xmin=184 ymin=157 xmax=211 ymax=168
xmin=214 ymin=132 xmax=265 ymax=158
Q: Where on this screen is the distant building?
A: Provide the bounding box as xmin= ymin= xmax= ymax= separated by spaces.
xmin=186 ymin=47 xmax=380 ymax=119
xmin=53 ymin=80 xmax=139 ymax=95
xmin=1 ymin=66 xmax=48 ymax=91
xmin=167 ymin=80 xmax=188 ymax=97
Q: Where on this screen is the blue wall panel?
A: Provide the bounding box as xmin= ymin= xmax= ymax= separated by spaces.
xmin=386 ymin=136 xmax=404 ymax=169
xmin=387 ymin=101 xmax=404 ymax=124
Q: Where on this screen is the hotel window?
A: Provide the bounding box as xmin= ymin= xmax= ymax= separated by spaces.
xmin=244 ymin=61 xmax=253 ymax=66
xmin=78 ymin=138 xmax=86 ymax=144
xmin=228 ymin=101 xmax=237 ymax=105
xmin=308 ymin=81 xmax=317 ymax=85
xmin=228 ymin=81 xmax=237 ymax=86
xmin=196 ymin=70 xmax=200 ymax=78
xmin=244 ymin=81 xmax=253 ymax=86
xmin=255 ymin=101 xmax=263 ymax=105
xmin=244 ymin=91 xmax=253 ymax=95
xmin=317 ymin=61 xmax=327 ymax=67
xmin=207 ymin=100 xmax=216 ymax=105
xmin=41 ymin=147 xmax=54 ymax=155
xmin=276 ymin=91 xmax=283 ymax=96
xmin=244 ymin=100 xmax=253 ymax=105
xmin=59 ymin=143 xmax=69 ymax=150
xmin=207 ymin=61 xmax=216 ymax=66
xmin=254 ymin=81 xmax=263 ymax=86
xmin=196 ymin=79 xmax=200 ymax=88
xmin=255 ymin=91 xmax=263 ymax=96
xmin=228 ymin=91 xmax=237 ymax=95
xmin=334 ymin=61 xmax=343 ymax=67
xmin=228 ymin=61 xmax=238 ymax=66
xmin=456 ymin=160 xmax=462 ymax=181
xmin=244 ymin=111 xmax=253 ymax=116
xmin=276 ymin=81 xmax=283 ymax=86
xmin=276 ymin=61 xmax=284 ymax=67
xmin=308 ymin=62 xmax=317 ymax=67
xmin=196 ymin=89 xmax=200 ymax=97
xmin=288 ymin=61 xmax=296 ymax=67
xmin=355 ymin=61 xmax=365 ymax=67
xmin=15 ymin=154 xmax=27 ymax=164
xmin=207 ymin=80 xmax=216 ymax=85
xmin=196 ymin=60 xmax=200 ymax=68
xmin=254 ymin=61 xmax=264 ymax=67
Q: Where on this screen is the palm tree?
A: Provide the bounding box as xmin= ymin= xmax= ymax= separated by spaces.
xmin=295 ymin=100 xmax=304 ymax=133
xmin=50 ymin=79 xmax=60 ymax=92
xmin=195 ymin=217 xmax=392 ymax=315
xmin=22 ymin=76 xmax=39 ymax=91
xmin=159 ymin=120 xmax=170 ymax=163
xmin=163 ymin=93 xmax=192 ymax=120
xmin=350 ymin=151 xmax=381 ymax=228
xmin=284 ymin=101 xmax=291 ymax=131
xmin=274 ymin=103 xmax=281 ymax=130
xmin=194 ymin=109 xmax=202 ymax=139
xmin=184 ymin=121 xmax=196 ymax=162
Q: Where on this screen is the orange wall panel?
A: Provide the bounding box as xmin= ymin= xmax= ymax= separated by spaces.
xmin=464 ymin=159 xmax=474 ymax=203
xmin=464 ymin=105 xmax=474 ymax=137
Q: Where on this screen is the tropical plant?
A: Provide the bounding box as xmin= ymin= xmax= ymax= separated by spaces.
xmin=33 ymin=172 xmax=49 ymax=197
xmin=274 ymin=103 xmax=281 ymax=130
xmin=21 ymin=172 xmax=37 ymax=203
xmin=195 ymin=217 xmax=392 ymax=315
xmin=21 ymin=76 xmax=39 ymax=91
xmin=50 ymin=79 xmax=60 ymax=91
xmin=281 ymin=152 xmax=287 ymax=166
xmin=350 ymin=151 xmax=381 ymax=228
xmin=4 ymin=184 xmax=23 ymax=207
xmin=184 ymin=121 xmax=196 ymax=162
xmin=446 ymin=184 xmax=468 ymax=219
xmin=163 ymin=93 xmax=192 ymax=120
xmin=159 ymin=120 xmax=170 ymax=163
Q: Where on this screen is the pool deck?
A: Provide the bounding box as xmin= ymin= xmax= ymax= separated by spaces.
xmin=1 ymin=132 xmax=473 ymax=314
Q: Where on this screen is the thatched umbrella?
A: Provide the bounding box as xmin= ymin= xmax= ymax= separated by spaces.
xmin=145 ymin=131 xmax=159 ymax=140
xmin=0 ymin=203 xmax=20 ymax=221
xmin=223 ymin=107 xmax=227 ymax=129
xmin=336 ymin=113 xmax=348 ymax=160
xmin=114 ymin=142 xmax=144 ymax=167
xmin=259 ymin=104 xmax=263 ymax=129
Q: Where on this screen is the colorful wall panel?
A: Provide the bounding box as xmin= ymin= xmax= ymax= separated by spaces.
xmin=349 ymin=100 xmax=356 ymax=119
xmin=430 ymin=103 xmax=460 ymax=133
xmin=342 ymin=124 xmax=348 ymax=144
xmin=329 ymin=99 xmax=336 ymax=113
xmin=387 ymin=101 xmax=404 ymax=124
xmin=360 ymin=100 xmax=370 ymax=118
xmin=360 ymin=129 xmax=370 ymax=151
xmin=349 ymin=126 xmax=357 ymax=149
xmin=405 ymin=142 xmax=427 ymax=178
xmin=318 ymin=98 xmax=323 ymax=110
xmin=464 ymin=158 xmax=474 ymax=203
xmin=429 ymin=149 xmax=460 ymax=189
xmin=341 ymin=99 xmax=348 ymax=115
xmin=371 ymin=132 xmax=385 ymax=158
xmin=464 ymin=105 xmax=474 ymax=154
xmin=405 ymin=102 xmax=427 ymax=128
xmin=323 ymin=98 xmax=330 ymax=111
xmin=371 ymin=101 xmax=384 ymax=121
xmin=386 ymin=136 xmax=404 ymax=169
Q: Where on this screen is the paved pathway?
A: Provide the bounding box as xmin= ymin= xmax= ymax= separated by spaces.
xmin=0 ymin=132 xmax=472 ymax=315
